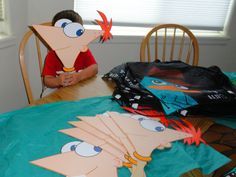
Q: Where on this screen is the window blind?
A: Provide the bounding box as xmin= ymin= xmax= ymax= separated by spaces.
xmin=0 ymin=0 xmax=4 ymax=21
xmin=74 ymin=0 xmax=233 ymax=31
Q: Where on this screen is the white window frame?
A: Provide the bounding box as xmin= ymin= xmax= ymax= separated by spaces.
xmin=0 ymin=0 xmax=4 ymax=21
xmin=74 ymin=0 xmax=235 ymax=39
xmin=0 ymin=0 xmax=10 ymax=35
xmin=0 ymin=0 xmax=5 ymax=33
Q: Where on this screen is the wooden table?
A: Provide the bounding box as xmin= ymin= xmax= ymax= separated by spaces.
xmin=31 ymin=76 xmax=115 ymax=105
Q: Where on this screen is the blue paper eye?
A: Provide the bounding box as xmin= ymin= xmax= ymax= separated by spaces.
xmin=76 ymin=29 xmax=84 ymax=36
xmin=155 ymin=126 xmax=165 ymax=132
xmin=63 ymin=22 xmax=85 ymax=38
xmin=70 ymin=144 xmax=77 ymax=151
xmin=61 ymin=22 xmax=68 ymax=28
xmin=140 ymin=119 xmax=165 ymax=132
xmin=94 ymin=146 xmax=102 ymax=152
xmin=129 ymin=114 xmax=149 ymax=121
xmin=75 ymin=142 xmax=102 ymax=157
xmin=54 ymin=19 xmax=72 ymax=28
xmin=61 ymin=141 xmax=82 ymax=153
xmin=138 ymin=118 xmax=144 ymax=121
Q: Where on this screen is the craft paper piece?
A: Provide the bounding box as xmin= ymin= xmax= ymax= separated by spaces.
xmin=131 ymin=160 xmax=147 ymax=177
xmin=60 ymin=127 xmax=127 ymax=163
xmin=107 ymin=112 xmax=192 ymax=159
xmin=78 ymin=116 xmax=122 ymax=145
xmin=30 ymin=25 xmax=102 ymax=72
xmin=95 ymin=10 xmax=113 ymax=42
xmin=98 ymin=114 xmax=137 ymax=161
xmin=140 ymin=76 xmax=198 ymax=115
xmin=79 ymin=114 xmax=137 ymax=163
xmin=73 ymin=117 xmax=145 ymax=177
xmin=69 ymin=121 xmax=127 ymax=154
xmin=30 ymin=11 xmax=112 ymax=72
xmin=31 ymin=141 xmax=122 ymax=177
xmin=101 ymin=112 xmax=191 ymax=177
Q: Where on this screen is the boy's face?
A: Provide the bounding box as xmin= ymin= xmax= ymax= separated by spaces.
xmin=31 ymin=18 xmax=103 ymax=72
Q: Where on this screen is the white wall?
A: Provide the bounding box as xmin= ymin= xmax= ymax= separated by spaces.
xmin=0 ymin=0 xmax=28 ymax=113
xmin=0 ymin=0 xmax=236 ymax=113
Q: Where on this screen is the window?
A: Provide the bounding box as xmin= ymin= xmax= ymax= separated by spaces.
xmin=0 ymin=0 xmax=4 ymax=21
xmin=0 ymin=0 xmax=6 ymax=34
xmin=74 ymin=0 xmax=234 ymax=34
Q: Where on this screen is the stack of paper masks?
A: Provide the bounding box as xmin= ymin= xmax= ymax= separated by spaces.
xmin=31 ymin=112 xmax=193 ymax=177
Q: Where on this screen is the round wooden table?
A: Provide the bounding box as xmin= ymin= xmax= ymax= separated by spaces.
xmin=31 ymin=76 xmax=115 ymax=105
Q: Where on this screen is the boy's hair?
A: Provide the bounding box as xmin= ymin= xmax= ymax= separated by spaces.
xmin=52 ymin=10 xmax=83 ymax=26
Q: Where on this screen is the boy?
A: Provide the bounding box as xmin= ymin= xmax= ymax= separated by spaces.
xmin=42 ymin=10 xmax=98 ymax=88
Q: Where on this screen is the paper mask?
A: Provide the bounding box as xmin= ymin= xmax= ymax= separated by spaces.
xmin=30 ymin=11 xmax=112 ymax=72
xmin=31 ymin=140 xmax=122 ymax=177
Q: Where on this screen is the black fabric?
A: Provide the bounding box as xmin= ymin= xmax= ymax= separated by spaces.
xmin=102 ymin=60 xmax=236 ymax=116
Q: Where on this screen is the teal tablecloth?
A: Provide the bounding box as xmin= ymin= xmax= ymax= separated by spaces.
xmin=0 ymin=96 xmax=230 ymax=177
xmin=213 ymin=72 xmax=236 ymax=129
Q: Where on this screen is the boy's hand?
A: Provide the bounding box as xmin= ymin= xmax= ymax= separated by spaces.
xmin=70 ymin=72 xmax=81 ymax=86
xmin=58 ymin=73 xmax=74 ymax=87
xmin=44 ymin=64 xmax=97 ymax=88
xmin=58 ymin=72 xmax=81 ymax=87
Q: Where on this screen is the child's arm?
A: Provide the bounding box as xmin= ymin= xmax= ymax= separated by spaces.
xmin=43 ymin=64 xmax=98 ymax=88
xmin=43 ymin=73 xmax=74 ymax=88
xmin=70 ymin=64 xmax=98 ymax=85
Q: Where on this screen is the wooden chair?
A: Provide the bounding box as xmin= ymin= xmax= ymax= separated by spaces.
xmin=140 ymin=24 xmax=199 ymax=66
xmin=19 ymin=22 xmax=52 ymax=104
xmin=140 ymin=25 xmax=212 ymax=177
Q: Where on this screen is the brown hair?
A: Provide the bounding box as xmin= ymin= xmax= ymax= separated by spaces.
xmin=52 ymin=10 xmax=83 ymax=25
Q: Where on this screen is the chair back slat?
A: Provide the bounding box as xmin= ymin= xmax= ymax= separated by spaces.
xmin=170 ymin=28 xmax=176 ymax=61
xmin=162 ymin=28 xmax=167 ymax=61
xmin=186 ymin=39 xmax=193 ymax=64
xmin=147 ymin=38 xmax=151 ymax=62
xmin=178 ymin=32 xmax=185 ymax=60
xmin=140 ymin=24 xmax=199 ymax=66
xmin=155 ymin=31 xmax=158 ymax=60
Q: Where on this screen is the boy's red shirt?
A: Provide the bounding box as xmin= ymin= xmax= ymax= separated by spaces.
xmin=42 ymin=49 xmax=97 ymax=76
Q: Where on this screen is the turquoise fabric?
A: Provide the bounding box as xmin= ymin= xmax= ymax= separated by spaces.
xmin=0 ymin=96 xmax=230 ymax=177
